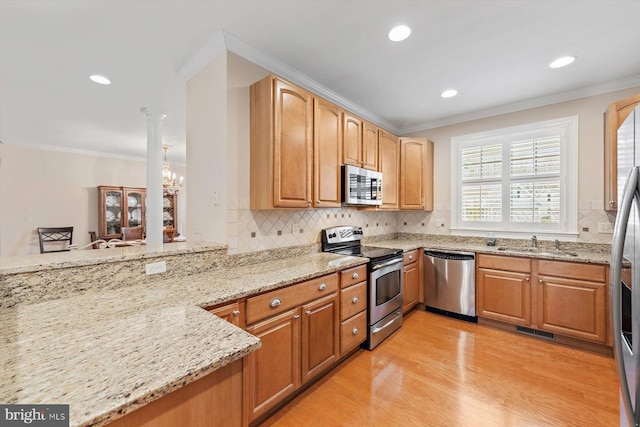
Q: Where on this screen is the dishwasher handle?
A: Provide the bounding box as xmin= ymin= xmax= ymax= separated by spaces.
xmin=424 ymin=250 xmax=475 ymax=261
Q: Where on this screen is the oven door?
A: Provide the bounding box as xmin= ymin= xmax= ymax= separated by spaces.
xmin=369 ymin=257 xmax=404 ymax=325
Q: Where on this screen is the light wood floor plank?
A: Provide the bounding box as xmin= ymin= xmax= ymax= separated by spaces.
xmin=261 ymin=310 xmax=618 ymax=426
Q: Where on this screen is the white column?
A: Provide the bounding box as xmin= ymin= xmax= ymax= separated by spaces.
xmin=141 ymin=108 xmax=166 ymax=253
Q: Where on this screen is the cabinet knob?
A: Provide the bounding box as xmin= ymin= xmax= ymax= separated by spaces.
xmin=352 ymin=272 xmax=359 ymax=280
xmin=352 ymin=327 xmax=359 ymax=335
xmin=270 ymin=298 xmax=282 ymax=308
xmin=352 ymin=296 xmax=359 ymax=304
xmin=317 ymin=200 xmax=320 ymax=204
xmin=308 ymin=200 xmax=312 ymax=206
xmin=306 ymin=310 xmax=312 ymax=316
xmin=525 ymin=277 xmax=530 ymax=282
xmin=232 ymin=310 xmax=240 ymax=316
xmin=609 ymin=200 xmax=616 ymax=207
xmin=318 ymin=283 xmax=327 ymax=291
xmin=294 ymin=315 xmax=300 ymax=319
xmin=539 ymin=279 xmax=543 ymax=284
xmin=409 ymin=255 xmax=413 ymax=260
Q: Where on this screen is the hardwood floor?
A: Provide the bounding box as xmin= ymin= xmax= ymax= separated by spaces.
xmin=261 ymin=310 xmax=619 ymax=426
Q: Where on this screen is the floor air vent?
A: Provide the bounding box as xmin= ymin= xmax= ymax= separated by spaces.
xmin=516 ymin=326 xmax=555 ymax=341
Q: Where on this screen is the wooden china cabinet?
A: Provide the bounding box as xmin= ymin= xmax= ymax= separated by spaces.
xmin=98 ymin=186 xmax=177 ymax=240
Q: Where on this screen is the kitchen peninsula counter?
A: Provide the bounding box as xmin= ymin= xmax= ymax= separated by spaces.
xmin=0 ymin=250 xmax=366 ymax=427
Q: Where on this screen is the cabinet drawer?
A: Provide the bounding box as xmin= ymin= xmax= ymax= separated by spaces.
xmin=340 ymin=281 xmax=367 ymax=321
xmin=206 ymin=300 xmax=245 ymax=329
xmin=537 ymin=260 xmax=606 ymax=282
xmin=403 ymin=249 xmax=418 ymax=266
xmin=340 ymin=311 xmax=367 ymax=355
xmin=478 ymin=254 xmax=531 ymax=273
xmin=246 ymin=273 xmax=338 ymax=325
xmin=340 ymin=265 xmax=367 ymax=288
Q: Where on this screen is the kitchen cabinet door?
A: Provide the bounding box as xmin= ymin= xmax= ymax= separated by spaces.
xmin=403 ymin=249 xmax=421 ymax=313
xmin=536 ymin=275 xmax=607 ymax=343
xmin=342 ymin=112 xmax=362 ymax=168
xmin=477 ymin=268 xmax=531 ymax=325
xmin=123 ymin=187 xmax=146 ymax=230
xmin=250 ymin=75 xmax=313 ymax=209
xmin=98 ymin=186 xmax=124 ymax=240
xmin=378 ymin=130 xmax=400 ymax=210
xmin=362 ymin=121 xmax=379 ymax=170
xmin=604 ymin=93 xmax=640 ymax=211
xmin=399 ymin=138 xmax=434 ymax=211
xmin=244 ymin=308 xmax=301 ymax=423
xmin=207 ymin=300 xmax=245 ymax=329
xmin=301 ymin=293 xmax=339 ymax=384
xmin=313 ymin=98 xmax=342 ymax=208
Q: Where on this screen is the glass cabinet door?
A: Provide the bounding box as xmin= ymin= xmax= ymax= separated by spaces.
xmin=125 ymin=190 xmax=145 ymax=229
xmin=100 ymin=187 xmax=123 ymax=239
xmin=163 ymin=194 xmax=177 ymax=229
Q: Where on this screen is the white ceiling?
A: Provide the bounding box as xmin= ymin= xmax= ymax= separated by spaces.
xmin=1 ymin=0 xmax=639 ymax=166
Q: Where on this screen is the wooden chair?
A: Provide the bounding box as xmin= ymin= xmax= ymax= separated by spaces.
xmin=37 ymin=227 xmax=73 ymax=253
xmin=88 ymin=231 xmax=100 ymax=249
xmin=122 ymin=226 xmax=144 ymax=241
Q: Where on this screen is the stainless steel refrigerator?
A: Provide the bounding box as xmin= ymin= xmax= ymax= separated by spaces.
xmin=611 ymin=104 xmax=640 ymax=427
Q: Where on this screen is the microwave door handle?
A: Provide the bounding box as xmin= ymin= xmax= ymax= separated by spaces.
xmin=611 ymin=166 xmax=639 ymax=427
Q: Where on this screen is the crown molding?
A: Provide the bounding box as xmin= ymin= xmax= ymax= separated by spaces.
xmin=399 ymin=75 xmax=640 ymax=134
xmin=176 ymin=29 xmax=399 ymax=134
xmin=176 ymin=29 xmax=227 ymax=82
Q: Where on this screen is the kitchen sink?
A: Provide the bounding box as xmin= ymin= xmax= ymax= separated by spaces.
xmin=495 ymin=247 xmax=579 ymax=257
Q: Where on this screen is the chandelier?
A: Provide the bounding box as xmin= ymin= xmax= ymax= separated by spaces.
xmin=162 ymin=145 xmax=184 ymax=195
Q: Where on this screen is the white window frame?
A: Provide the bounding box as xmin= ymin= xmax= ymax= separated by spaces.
xmin=450 ymin=116 xmax=579 ymax=239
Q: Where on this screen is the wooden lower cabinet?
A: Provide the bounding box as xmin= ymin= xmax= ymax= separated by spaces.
xmin=402 ymin=250 xmax=421 ymax=313
xmin=340 ymin=311 xmax=367 ymax=354
xmin=206 ymin=300 xmax=245 ymax=329
xmin=243 ymin=273 xmax=341 ymax=424
xmin=107 ymin=359 xmax=242 ymax=427
xmin=244 ymin=308 xmax=301 ymax=424
xmin=477 ymin=254 xmax=609 ymax=345
xmin=338 ymin=265 xmax=368 ymax=356
xmin=301 ymin=293 xmax=339 ymax=383
xmin=477 ymin=267 xmax=531 ymax=325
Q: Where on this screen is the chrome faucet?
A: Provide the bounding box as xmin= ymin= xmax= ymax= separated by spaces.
xmin=555 ymin=239 xmax=560 ymax=251
xmin=531 ymin=235 xmax=538 ymax=248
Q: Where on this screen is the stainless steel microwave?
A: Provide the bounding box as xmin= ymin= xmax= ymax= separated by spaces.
xmin=341 ymin=165 xmax=383 ymax=206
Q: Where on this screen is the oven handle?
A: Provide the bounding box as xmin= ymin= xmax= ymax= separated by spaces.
xmin=371 ymin=257 xmax=403 ymax=271
xmin=372 ymin=310 xmax=402 ymax=334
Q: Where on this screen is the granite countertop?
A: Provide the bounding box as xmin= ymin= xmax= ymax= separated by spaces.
xmin=0 ymin=252 xmax=367 ymax=427
xmin=0 ymin=241 xmax=228 ymax=275
xmin=370 ymin=236 xmax=612 ymax=264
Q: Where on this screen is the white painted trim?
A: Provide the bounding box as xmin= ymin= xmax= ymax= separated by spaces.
xmin=176 ymin=29 xmax=227 ymax=82
xmin=401 ymin=75 xmax=640 ymax=134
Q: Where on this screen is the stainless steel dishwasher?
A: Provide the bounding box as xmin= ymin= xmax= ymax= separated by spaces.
xmin=423 ymin=249 xmax=476 ymax=321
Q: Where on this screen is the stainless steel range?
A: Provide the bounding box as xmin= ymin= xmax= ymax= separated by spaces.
xmin=321 ymin=226 xmax=404 ymax=349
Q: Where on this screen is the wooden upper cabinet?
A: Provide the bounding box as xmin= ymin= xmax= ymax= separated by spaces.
xmin=342 ymin=113 xmax=363 ymax=168
xmin=362 ymin=121 xmax=379 ymax=170
xmin=399 ymin=138 xmax=434 ymax=210
xmin=378 ymin=130 xmax=400 ymax=210
xmin=313 ymin=98 xmax=342 ymax=208
xmin=250 ymin=75 xmax=313 ymax=209
xmin=604 ymin=93 xmax=640 ymax=211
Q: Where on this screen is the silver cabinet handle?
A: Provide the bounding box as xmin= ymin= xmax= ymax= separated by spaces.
xmin=409 ymin=255 xmax=413 ymax=260
xmin=305 ymin=310 xmax=311 ymax=316
xmin=525 ymin=277 xmax=530 ymax=282
xmin=232 ymin=310 xmax=240 ymax=316
xmin=270 ymin=298 xmax=281 ymax=308
xmin=609 ymin=200 xmax=616 ymax=207
xmin=352 ymin=296 xmax=359 ymax=304
xmin=352 ymin=327 xmax=359 ymax=335
xmin=352 ymin=272 xmax=359 ymax=279
xmin=294 ymin=315 xmax=300 ymax=319
xmin=539 ymin=279 xmax=543 ymax=284
xmin=318 ymin=283 xmax=327 ymax=291
xmin=611 ymin=166 xmax=639 ymax=426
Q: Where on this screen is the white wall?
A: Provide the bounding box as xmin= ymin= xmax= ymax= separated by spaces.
xmin=399 ymin=86 xmax=640 ymax=243
xmin=186 ymin=52 xmax=228 ymax=243
xmin=0 ymin=145 xmax=186 ymax=255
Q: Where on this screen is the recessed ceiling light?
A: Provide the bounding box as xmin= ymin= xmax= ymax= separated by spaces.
xmin=89 ymin=74 xmax=111 ymax=85
xmin=549 ymin=56 xmax=576 ymax=69
xmin=388 ymin=25 xmax=411 ymax=42
xmin=441 ymin=89 xmax=458 ymax=98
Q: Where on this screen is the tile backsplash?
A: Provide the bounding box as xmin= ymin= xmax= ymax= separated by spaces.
xmin=228 ymin=204 xmax=615 ymax=254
